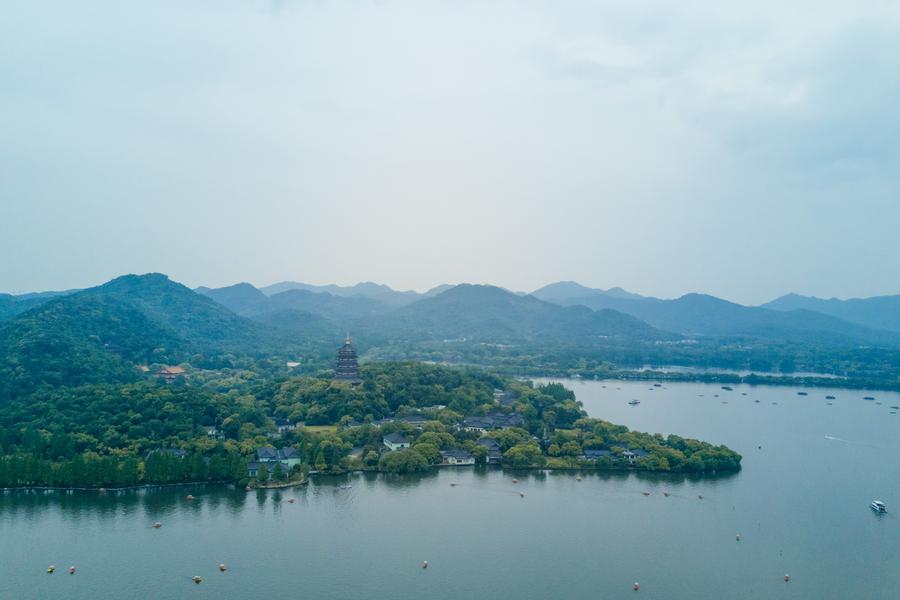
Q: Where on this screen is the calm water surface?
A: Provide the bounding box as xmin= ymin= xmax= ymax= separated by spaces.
xmin=2 ymin=380 xmax=899 ymax=599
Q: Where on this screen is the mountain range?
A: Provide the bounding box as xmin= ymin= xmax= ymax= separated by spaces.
xmin=3 ymin=275 xmax=900 ymax=400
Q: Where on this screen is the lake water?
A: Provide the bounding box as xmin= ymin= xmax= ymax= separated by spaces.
xmin=2 ymin=380 xmax=900 ymax=599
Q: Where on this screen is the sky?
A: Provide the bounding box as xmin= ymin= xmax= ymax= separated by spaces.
xmin=2 ymin=1 xmax=900 ymax=304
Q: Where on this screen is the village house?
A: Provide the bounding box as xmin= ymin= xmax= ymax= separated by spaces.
xmin=383 ymin=433 xmax=410 ymax=451
xmin=622 ymin=449 xmax=650 ymax=464
xmin=275 ymin=418 xmax=297 ymax=434
xmin=476 ymin=437 xmax=503 ymax=464
xmin=581 ymin=449 xmax=613 ymax=460
xmin=441 ymin=448 xmax=475 ymax=466
xmin=247 ymin=446 xmax=302 ymax=478
xmin=459 ymin=413 xmax=526 ymax=434
xmin=155 ymin=365 xmax=186 ymax=382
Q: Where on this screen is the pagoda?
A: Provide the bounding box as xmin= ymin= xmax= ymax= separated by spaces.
xmin=335 ymin=334 xmax=361 ymax=385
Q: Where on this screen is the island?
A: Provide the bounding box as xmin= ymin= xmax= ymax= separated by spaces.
xmin=0 ymin=356 xmax=740 ymax=488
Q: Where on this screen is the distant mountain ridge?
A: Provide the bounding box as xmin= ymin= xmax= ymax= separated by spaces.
xmin=374 ymin=284 xmax=672 ymax=342
xmin=258 ymin=281 xmax=423 ymax=306
xmin=532 ymin=282 xmax=900 ymax=347
xmin=762 ymin=293 xmax=900 ymax=333
xmin=531 ymin=281 xmax=644 ymax=303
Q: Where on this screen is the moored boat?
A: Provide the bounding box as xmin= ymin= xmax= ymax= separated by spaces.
xmin=871 ymin=500 xmax=887 ymax=513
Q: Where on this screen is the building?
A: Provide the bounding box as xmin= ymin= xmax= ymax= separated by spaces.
xmin=581 ymin=449 xmax=613 ymax=460
xmin=459 ymin=413 xmax=526 ymax=434
xmin=146 ymin=448 xmax=187 ymax=459
xmin=476 ymin=437 xmax=503 ymax=464
xmin=155 ymin=365 xmax=186 ymax=382
xmin=397 ymin=415 xmax=428 ymax=429
xmin=383 ymin=433 xmax=410 ymax=451
xmin=275 ymin=418 xmax=297 ymax=434
xmin=335 ymin=335 xmax=361 ymax=385
xmin=622 ymin=449 xmax=650 ymax=464
xmin=441 ymin=449 xmax=475 ymax=466
xmin=256 ymin=446 xmax=302 ymax=468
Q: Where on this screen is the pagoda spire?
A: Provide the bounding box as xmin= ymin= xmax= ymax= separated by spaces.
xmin=335 ymin=333 xmax=361 ymax=385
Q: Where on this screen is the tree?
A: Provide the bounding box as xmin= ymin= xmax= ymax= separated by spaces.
xmin=503 ymin=443 xmax=544 ymax=467
xmin=257 ymin=464 xmax=269 ymax=482
xmin=412 ymin=443 xmax=441 ymax=465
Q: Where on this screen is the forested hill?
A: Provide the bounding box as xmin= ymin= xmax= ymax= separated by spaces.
xmin=0 ymin=274 xmax=311 ymax=399
xmin=372 ymin=284 xmax=672 ymax=342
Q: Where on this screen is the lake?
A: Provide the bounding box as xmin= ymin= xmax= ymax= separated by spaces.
xmin=2 ymin=379 xmax=899 ymax=599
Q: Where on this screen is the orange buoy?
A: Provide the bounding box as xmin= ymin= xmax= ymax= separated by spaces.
xmin=421 ymin=560 xmax=428 ymax=569
xmin=784 ymin=574 xmax=790 ymax=582
xmin=219 ymin=563 xmax=227 ymax=572
xmin=152 ymin=522 xmax=162 ymax=529
xmin=633 ymin=582 xmax=640 ymax=591
xmin=193 ymin=575 xmax=203 ymax=584
xmin=47 ymin=565 xmax=55 ymax=574
xmin=68 ymin=566 xmax=76 ymax=575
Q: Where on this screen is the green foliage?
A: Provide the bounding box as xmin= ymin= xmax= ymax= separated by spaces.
xmin=503 ymin=443 xmax=545 ymax=467
xmin=378 ymin=449 xmax=430 ymax=474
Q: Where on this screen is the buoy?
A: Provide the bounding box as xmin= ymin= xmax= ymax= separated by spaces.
xmin=519 ymin=491 xmax=525 ymax=498
xmin=193 ymin=575 xmax=203 ymax=584
xmin=736 ymin=534 xmax=741 ymax=541
xmin=698 ymin=495 xmax=703 ymax=500
xmin=633 ymin=582 xmax=640 ymax=591
xmin=152 ymin=522 xmax=162 ymax=529
xmin=219 ymin=563 xmax=226 ymax=572
xmin=186 ymin=494 xmax=195 ymax=501
xmin=421 ymin=561 xmax=428 ymax=569
xmin=784 ymin=574 xmax=790 ymax=582
xmin=47 ymin=565 xmax=55 ymax=574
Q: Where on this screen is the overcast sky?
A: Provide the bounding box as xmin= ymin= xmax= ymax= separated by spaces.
xmin=2 ymin=1 xmax=899 ymax=303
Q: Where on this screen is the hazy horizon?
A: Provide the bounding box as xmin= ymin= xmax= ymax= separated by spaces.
xmin=3 ymin=1 xmax=899 ymax=303
xmin=3 ymin=271 xmax=897 ymax=306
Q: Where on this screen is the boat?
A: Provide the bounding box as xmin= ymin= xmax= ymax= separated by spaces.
xmin=721 ymin=386 xmax=733 ymax=391
xmin=628 ymin=399 xmax=641 ymax=406
xmin=871 ymin=500 xmax=887 ymax=513
xmin=890 ymin=406 xmax=899 ymax=410
xmin=754 ymin=399 xmax=760 ymax=403
xmin=826 ymin=395 xmax=836 ymax=400
xmin=797 ymin=391 xmax=808 ymax=396
xmin=864 ymin=396 xmax=876 ymax=401
xmin=653 ymin=383 xmax=662 ymax=387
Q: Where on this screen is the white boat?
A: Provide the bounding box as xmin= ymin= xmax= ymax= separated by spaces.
xmin=871 ymin=500 xmax=887 ymax=513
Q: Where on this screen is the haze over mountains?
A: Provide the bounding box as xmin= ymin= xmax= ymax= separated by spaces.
xmin=3 ymin=276 xmax=900 ymax=346
xmin=4 ymin=273 xmax=900 ymax=399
